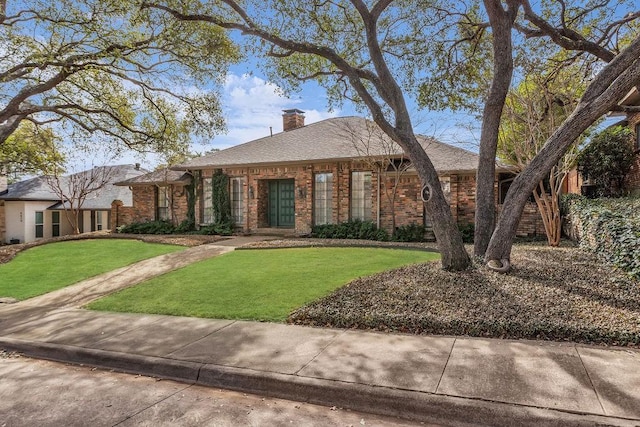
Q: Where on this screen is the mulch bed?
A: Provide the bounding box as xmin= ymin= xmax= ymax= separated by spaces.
xmin=288 ymin=242 xmax=640 ymax=347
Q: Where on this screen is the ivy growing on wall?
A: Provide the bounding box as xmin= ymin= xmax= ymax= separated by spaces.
xmin=212 ymin=169 xmax=232 ymax=225
xmin=562 ymin=194 xmax=640 ymax=280
xmin=185 ymin=170 xmax=197 ymax=228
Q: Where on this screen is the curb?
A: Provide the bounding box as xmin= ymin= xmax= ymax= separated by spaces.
xmin=2 ymin=337 xmax=638 ymax=426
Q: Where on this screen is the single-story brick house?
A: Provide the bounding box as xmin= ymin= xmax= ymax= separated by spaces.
xmin=0 ymin=164 xmax=145 ymax=244
xmin=113 ymin=110 xmax=546 ymax=237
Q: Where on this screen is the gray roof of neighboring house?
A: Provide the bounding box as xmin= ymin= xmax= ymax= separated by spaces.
xmin=0 ymin=164 xmax=147 ymax=209
xmin=0 ymin=176 xmax=59 ymax=202
xmin=173 ymin=116 xmax=486 ymax=173
xmin=114 ymin=168 xmax=192 ymax=186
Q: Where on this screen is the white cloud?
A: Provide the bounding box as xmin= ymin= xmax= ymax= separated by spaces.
xmin=206 ymin=73 xmax=339 ymax=149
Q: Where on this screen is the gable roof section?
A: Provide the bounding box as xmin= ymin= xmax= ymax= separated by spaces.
xmin=0 ymin=176 xmax=58 ymax=201
xmin=173 ymin=116 xmax=484 ymax=173
xmin=114 ymin=168 xmax=192 ymax=186
xmin=0 ymin=165 xmax=147 ymax=209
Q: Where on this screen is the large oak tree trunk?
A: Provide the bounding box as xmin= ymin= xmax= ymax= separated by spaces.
xmin=474 ymin=0 xmax=518 ymax=257
xmin=393 ymin=126 xmax=470 ymax=270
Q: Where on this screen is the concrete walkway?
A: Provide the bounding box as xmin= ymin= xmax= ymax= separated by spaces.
xmin=1 ymin=236 xmax=639 ymax=426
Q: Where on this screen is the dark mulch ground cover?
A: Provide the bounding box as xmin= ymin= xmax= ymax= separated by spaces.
xmin=288 ymin=243 xmax=640 ymax=346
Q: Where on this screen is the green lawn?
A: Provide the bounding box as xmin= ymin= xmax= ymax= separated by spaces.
xmin=0 ymin=240 xmax=184 ymax=300
xmin=87 ymin=247 xmax=439 ymax=321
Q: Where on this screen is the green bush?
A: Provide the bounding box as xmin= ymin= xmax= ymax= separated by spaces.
xmin=175 ymin=219 xmax=195 ymax=233
xmin=577 ymin=126 xmax=635 ymax=197
xmin=392 ymin=223 xmax=427 ymax=242
xmin=118 ymin=220 xmax=176 ymax=235
xmin=458 ymin=223 xmax=474 ymax=243
xmin=562 ymin=195 xmax=640 ymax=280
xmin=117 ymin=219 xmax=233 ymax=236
xmin=311 ymin=220 xmax=389 ymax=241
xmin=198 ymin=221 xmax=234 ymax=236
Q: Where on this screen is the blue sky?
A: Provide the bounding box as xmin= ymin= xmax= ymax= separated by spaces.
xmin=121 ymin=64 xmax=481 ymax=171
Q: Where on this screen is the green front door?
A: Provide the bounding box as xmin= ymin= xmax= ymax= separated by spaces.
xmin=268 ymin=180 xmax=295 ymax=227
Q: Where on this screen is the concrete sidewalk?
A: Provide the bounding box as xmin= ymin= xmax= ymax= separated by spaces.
xmin=1 ymin=237 xmax=640 ymax=425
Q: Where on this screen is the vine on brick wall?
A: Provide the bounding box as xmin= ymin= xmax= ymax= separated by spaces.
xmin=184 ymin=171 xmax=197 ymax=229
xmin=561 ymin=195 xmax=640 ymax=280
xmin=212 ymin=169 xmax=231 ymax=225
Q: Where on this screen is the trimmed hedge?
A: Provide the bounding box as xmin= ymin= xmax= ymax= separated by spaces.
xmin=392 ymin=223 xmax=427 ymax=242
xmin=311 ymin=220 xmax=389 ymax=241
xmin=562 ymin=195 xmax=640 ymax=280
xmin=117 ymin=220 xmax=234 ymax=236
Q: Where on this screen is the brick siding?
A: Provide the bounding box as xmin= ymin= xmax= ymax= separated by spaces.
xmin=110 ymin=184 xmax=189 ymax=230
xmin=113 ymin=161 xmax=547 ymax=238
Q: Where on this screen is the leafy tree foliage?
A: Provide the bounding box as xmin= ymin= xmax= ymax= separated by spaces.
xmin=144 ymin=0 xmax=640 ymax=271
xmin=1 ymin=0 xmax=239 ymax=158
xmin=498 ymin=68 xmax=586 ymax=246
xmin=577 ymin=126 xmax=636 ymax=197
xmin=0 ymin=121 xmax=64 ymax=182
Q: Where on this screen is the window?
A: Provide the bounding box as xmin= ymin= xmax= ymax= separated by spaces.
xmin=157 ymin=186 xmax=170 ymax=221
xmin=230 ymin=177 xmax=244 ymax=224
xmin=52 ymin=211 xmax=60 ymax=237
xmin=202 ymin=178 xmax=214 ymax=224
xmin=351 ymin=171 xmax=372 ymax=221
xmin=314 ymin=173 xmax=333 ymax=225
xmin=35 ymin=211 xmax=44 ymax=238
xmin=95 ymin=211 xmax=104 ymax=231
xmin=635 ymin=123 xmax=640 ymax=151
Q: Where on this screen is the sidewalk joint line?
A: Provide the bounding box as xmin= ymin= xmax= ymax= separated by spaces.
xmin=164 ymin=320 xmax=237 ymax=358
xmin=111 ymin=382 xmax=195 ymax=427
xmin=575 ymin=345 xmax=607 ymax=415
xmin=434 ymin=337 xmax=456 ymax=394
xmin=294 ymin=329 xmax=346 ymax=376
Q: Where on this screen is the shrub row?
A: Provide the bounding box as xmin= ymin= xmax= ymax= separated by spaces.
xmin=311 ymin=220 xmax=478 ymax=243
xmin=117 ymin=220 xmax=234 ymax=236
xmin=561 ymin=194 xmax=640 ymax=280
xmin=311 ymin=220 xmax=390 ymax=241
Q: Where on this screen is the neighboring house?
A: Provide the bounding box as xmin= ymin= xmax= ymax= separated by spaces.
xmin=0 ymin=164 xmax=146 ymax=244
xmin=112 ymin=110 xmax=545 ymax=237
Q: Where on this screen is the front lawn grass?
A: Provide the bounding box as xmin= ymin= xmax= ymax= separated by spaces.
xmin=87 ymin=247 xmax=438 ymax=321
xmin=0 ymin=240 xmax=183 ymax=300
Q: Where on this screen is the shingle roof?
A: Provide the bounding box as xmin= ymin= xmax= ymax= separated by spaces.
xmin=114 ymin=168 xmax=192 ymax=186
xmin=1 ymin=165 xmax=147 ymax=209
xmin=0 ymin=176 xmax=58 ymax=201
xmin=173 ymin=116 xmax=484 ymax=173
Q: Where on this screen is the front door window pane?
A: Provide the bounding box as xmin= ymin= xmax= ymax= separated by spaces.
xmin=314 ymin=173 xmax=333 ymax=225
xmin=202 ymin=178 xmax=214 ymax=224
xmin=351 ymin=171 xmax=372 ymax=221
xmin=157 ymin=187 xmax=170 ymax=221
xmin=231 ymin=178 xmax=244 ymax=225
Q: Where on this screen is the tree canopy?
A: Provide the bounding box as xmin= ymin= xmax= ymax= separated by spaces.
xmin=0 ymin=121 xmax=64 ymax=182
xmin=577 ymin=125 xmax=636 ymax=197
xmin=1 ymin=0 xmax=239 ymax=158
xmin=137 ymin=0 xmax=640 ymax=270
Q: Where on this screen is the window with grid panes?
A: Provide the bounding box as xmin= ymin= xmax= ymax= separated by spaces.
xmin=350 ymin=171 xmax=372 ymax=221
xmin=314 ymin=173 xmax=333 ymax=225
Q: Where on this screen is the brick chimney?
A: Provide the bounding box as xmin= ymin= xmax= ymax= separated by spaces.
xmin=282 ymin=109 xmax=305 ymax=131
